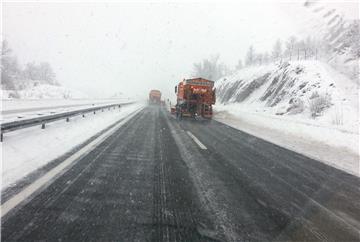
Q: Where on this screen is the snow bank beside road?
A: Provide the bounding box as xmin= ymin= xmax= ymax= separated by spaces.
xmin=214 ymin=60 xmax=359 ymax=177
xmin=2 ymin=102 xmax=144 ymax=190
xmin=214 ymin=106 xmax=359 ymax=177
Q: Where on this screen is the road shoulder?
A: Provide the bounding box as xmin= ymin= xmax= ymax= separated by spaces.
xmin=214 ymin=110 xmax=360 ymax=177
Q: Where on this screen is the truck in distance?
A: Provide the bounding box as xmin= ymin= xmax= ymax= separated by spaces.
xmin=149 ymin=90 xmax=162 ymax=104
xmin=174 ymin=77 xmax=216 ymax=119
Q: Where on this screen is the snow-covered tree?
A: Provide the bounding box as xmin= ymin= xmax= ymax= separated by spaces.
xmin=1 ymin=40 xmax=58 ymax=90
xmin=235 ymin=59 xmax=243 ymax=70
xmin=262 ymin=52 xmax=270 ymax=64
xmin=284 ymin=36 xmax=297 ymax=61
xmin=38 ymin=62 xmax=56 ymax=84
xmin=255 ymin=53 xmax=263 ymax=65
xmin=245 ymin=45 xmax=255 ymax=66
xmin=295 ymin=40 xmax=302 ymax=60
xmin=22 ymin=62 xmax=38 ymax=80
xmin=298 ymin=40 xmax=308 ymax=60
xmin=1 ymin=40 xmax=21 ymax=89
xmin=192 ymin=54 xmax=229 ymax=81
xmin=271 ymin=39 xmax=283 ymax=62
xmin=22 ymin=61 xmax=57 ymax=84
xmin=1 ymin=40 xmax=11 ymax=56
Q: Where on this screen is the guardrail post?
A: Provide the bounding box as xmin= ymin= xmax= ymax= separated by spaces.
xmin=94 ymin=111 xmax=96 ymax=114
xmin=82 ymin=114 xmax=85 ymax=118
xmin=1 ymin=133 xmax=3 ymax=142
xmin=66 ymin=117 xmax=70 ymax=122
xmin=41 ymin=123 xmax=46 ymax=129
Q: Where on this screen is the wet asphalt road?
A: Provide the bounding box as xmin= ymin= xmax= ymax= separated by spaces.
xmin=2 ymin=105 xmax=360 ymax=241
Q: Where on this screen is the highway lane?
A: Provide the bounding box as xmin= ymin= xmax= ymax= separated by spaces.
xmin=2 ymin=105 xmax=360 ymax=241
xmin=1 ymin=106 xmax=213 ymax=241
xmin=175 ymin=115 xmax=360 ymax=241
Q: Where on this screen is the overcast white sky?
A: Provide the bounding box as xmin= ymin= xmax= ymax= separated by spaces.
xmin=2 ymin=0 xmax=358 ymax=99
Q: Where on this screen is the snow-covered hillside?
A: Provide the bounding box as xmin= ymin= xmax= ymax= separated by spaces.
xmin=216 ymin=60 xmax=358 ymax=131
xmin=2 ymin=83 xmax=87 ymax=99
xmin=214 ymin=60 xmax=359 ymax=176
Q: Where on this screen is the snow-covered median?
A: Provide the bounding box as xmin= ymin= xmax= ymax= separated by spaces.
xmin=214 ymin=105 xmax=359 ymax=177
xmin=2 ymin=102 xmax=144 ymax=190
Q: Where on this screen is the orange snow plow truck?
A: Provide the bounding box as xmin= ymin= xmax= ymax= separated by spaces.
xmin=174 ymin=77 xmax=216 ymax=119
xmin=149 ymin=90 xmax=162 ymax=104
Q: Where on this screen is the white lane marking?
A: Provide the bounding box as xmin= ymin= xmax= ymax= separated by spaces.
xmin=186 ymin=131 xmax=207 ymax=150
xmin=1 ymin=106 xmax=144 ymax=218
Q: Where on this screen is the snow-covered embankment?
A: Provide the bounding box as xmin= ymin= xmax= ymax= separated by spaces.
xmin=214 ymin=61 xmax=359 ymax=176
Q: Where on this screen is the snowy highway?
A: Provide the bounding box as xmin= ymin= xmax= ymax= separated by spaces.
xmin=1 ymin=105 xmax=360 ymax=241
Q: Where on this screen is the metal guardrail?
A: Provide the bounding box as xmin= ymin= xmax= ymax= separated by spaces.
xmin=0 ymin=102 xmax=134 ymax=142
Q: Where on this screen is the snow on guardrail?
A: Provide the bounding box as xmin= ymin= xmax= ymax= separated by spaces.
xmin=0 ymin=102 xmax=135 ymax=141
